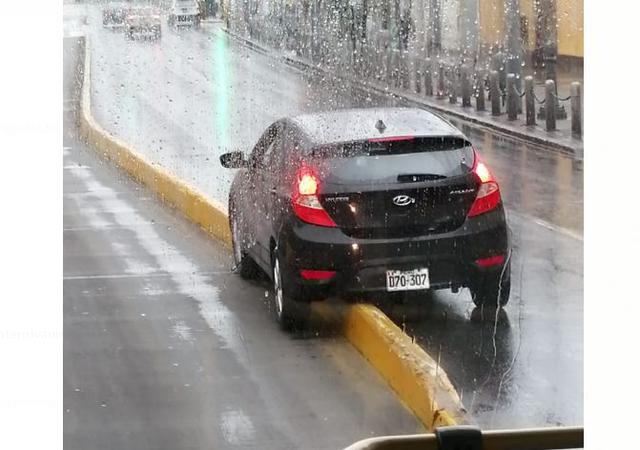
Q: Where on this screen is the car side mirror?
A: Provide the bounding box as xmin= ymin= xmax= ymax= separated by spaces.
xmin=220 ymin=151 xmax=247 ymax=169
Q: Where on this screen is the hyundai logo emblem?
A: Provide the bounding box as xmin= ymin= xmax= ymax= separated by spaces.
xmin=392 ymin=195 xmax=415 ymax=206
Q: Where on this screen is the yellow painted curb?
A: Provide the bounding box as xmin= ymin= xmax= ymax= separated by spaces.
xmin=77 ymin=37 xmax=468 ymax=431
xmin=312 ymin=302 xmax=467 ymax=429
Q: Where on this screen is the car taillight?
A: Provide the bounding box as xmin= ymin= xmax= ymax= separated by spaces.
xmin=475 ymin=254 xmax=506 ymax=267
xmin=292 ymin=167 xmax=337 ymax=227
xmin=467 ymin=150 xmax=502 ymax=217
xmin=300 ymin=269 xmax=336 ymax=280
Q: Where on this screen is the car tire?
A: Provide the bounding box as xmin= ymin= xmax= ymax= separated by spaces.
xmin=229 ymin=209 xmax=260 ymax=280
xmin=271 ymin=250 xmax=309 ymax=332
xmin=470 ymin=264 xmax=511 ymax=308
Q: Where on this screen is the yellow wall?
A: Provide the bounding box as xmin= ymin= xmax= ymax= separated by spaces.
xmin=519 ymin=0 xmax=536 ymax=50
xmin=557 ymin=0 xmax=583 ymax=57
xmin=478 ymin=0 xmax=583 ymax=58
xmin=479 ymin=0 xmax=506 ymax=46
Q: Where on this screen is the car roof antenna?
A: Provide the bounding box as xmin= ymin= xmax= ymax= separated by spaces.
xmin=375 ymin=119 xmax=386 ymax=134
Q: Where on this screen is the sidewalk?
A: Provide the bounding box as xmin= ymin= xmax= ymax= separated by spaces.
xmin=224 ymin=29 xmax=583 ymax=158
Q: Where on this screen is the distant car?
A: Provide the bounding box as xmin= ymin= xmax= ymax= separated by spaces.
xmin=124 ymin=7 xmax=162 ymax=41
xmin=168 ymin=0 xmax=201 ymax=28
xmin=220 ymin=108 xmax=511 ymax=330
xmin=102 ymin=2 xmax=129 ymax=28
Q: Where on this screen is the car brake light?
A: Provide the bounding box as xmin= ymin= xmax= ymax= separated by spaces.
xmin=368 ymin=135 xmax=415 ymax=143
xmin=468 ymin=150 xmax=502 ymax=217
xmin=300 ymin=269 xmax=336 ymax=280
xmin=475 ymin=254 xmax=506 ymax=267
xmin=292 ymin=167 xmax=337 ymax=227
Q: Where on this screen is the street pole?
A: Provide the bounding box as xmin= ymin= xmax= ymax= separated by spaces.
xmin=504 ymin=0 xmax=523 ymax=89
xmin=537 ymin=0 xmax=567 ymax=119
xmin=428 ymin=0 xmax=441 ymax=59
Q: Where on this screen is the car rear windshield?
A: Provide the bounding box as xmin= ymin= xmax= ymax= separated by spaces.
xmin=309 ymin=136 xmax=475 ymax=179
xmin=310 ymin=136 xmax=472 ymax=158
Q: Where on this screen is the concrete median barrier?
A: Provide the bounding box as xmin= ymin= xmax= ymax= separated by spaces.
xmin=78 ymin=38 xmax=231 ymax=249
xmin=76 ymin=36 xmax=469 ymax=431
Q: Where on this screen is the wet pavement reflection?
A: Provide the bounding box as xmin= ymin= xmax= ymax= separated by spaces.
xmin=80 ymin=8 xmax=583 ymax=430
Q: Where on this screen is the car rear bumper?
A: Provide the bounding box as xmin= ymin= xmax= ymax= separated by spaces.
xmin=280 ymin=205 xmax=509 ymax=293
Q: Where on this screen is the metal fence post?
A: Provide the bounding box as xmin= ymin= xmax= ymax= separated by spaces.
xmin=385 ymin=47 xmax=392 ymax=84
xmin=476 ymin=72 xmax=485 ymax=111
xmin=525 ymin=76 xmax=535 ymax=126
xmin=437 ymin=64 xmax=446 ymax=98
xmin=414 ymin=57 xmax=422 ymax=94
xmin=448 ymin=66 xmax=457 ymax=104
xmin=490 ymin=70 xmax=500 ymax=116
xmin=545 ymin=79 xmax=556 ymax=131
xmin=492 ymin=51 xmax=506 ymax=94
xmin=461 ymin=66 xmax=471 ymax=107
xmin=571 ymin=82 xmax=582 ymax=137
xmin=506 ymin=73 xmax=517 ymax=120
xmin=424 ymin=61 xmax=433 ymax=96
xmin=391 ymin=51 xmax=396 ymax=87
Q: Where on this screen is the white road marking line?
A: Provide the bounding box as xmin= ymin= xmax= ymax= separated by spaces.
xmin=532 ymin=218 xmax=584 ymax=241
xmin=508 ymin=210 xmax=583 ymax=241
xmin=69 ymin=165 xmax=250 ymax=364
xmin=64 ymin=225 xmax=132 ymax=231
xmin=220 ymin=410 xmax=255 ymax=446
xmin=63 ymin=165 xmax=91 ymax=170
xmin=171 ymin=320 xmax=195 ymax=343
xmin=64 ymin=271 xmax=230 ymax=281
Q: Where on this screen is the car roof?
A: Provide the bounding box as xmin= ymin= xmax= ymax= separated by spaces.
xmin=288 ymin=107 xmax=464 ymax=146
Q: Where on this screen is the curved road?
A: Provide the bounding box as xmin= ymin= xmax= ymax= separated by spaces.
xmin=66 ymin=3 xmax=583 ymax=438
xmin=64 ymin=44 xmax=421 ymax=450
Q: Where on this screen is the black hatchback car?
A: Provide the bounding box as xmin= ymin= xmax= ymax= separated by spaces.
xmin=220 ymin=108 xmax=510 ymax=329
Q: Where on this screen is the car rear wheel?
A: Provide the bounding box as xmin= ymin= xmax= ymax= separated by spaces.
xmin=230 ymin=212 xmax=259 ymax=280
xmin=470 ymin=264 xmax=511 ymax=308
xmin=272 ymin=252 xmax=309 ymax=331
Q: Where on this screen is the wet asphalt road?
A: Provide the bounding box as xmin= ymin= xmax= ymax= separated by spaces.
xmin=63 ymin=104 xmax=422 ymax=449
xmin=66 ymin=4 xmax=583 ymax=434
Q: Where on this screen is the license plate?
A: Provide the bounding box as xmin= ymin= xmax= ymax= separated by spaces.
xmin=386 ymin=268 xmax=430 ymax=292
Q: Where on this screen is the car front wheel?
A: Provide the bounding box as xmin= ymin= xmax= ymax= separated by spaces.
xmin=230 ymin=211 xmax=259 ymax=280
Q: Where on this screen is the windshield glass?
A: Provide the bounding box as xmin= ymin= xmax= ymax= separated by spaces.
xmin=63 ymin=0 xmax=584 ymax=448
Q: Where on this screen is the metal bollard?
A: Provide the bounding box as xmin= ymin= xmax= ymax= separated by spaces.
xmin=545 ymin=79 xmax=556 ymax=131
xmin=424 ymin=63 xmax=433 ymax=96
xmin=461 ymin=66 xmax=471 ymax=107
xmin=525 ymin=76 xmax=535 ymax=126
xmin=571 ymin=82 xmax=582 ymax=137
xmin=437 ymin=64 xmax=445 ymax=98
xmin=490 ymin=70 xmax=500 ymax=116
xmin=390 ymin=51 xmax=399 ymax=87
xmin=492 ymin=52 xmax=506 ymax=92
xmin=385 ymin=49 xmax=393 ymax=84
xmin=476 ymin=72 xmax=486 ymax=111
xmin=506 ymin=73 xmax=518 ymax=120
xmin=402 ymin=52 xmax=411 ymax=90
xmin=448 ymin=66 xmax=457 ymax=104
